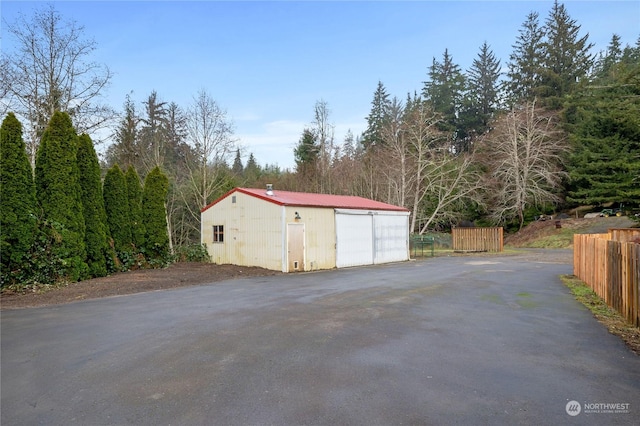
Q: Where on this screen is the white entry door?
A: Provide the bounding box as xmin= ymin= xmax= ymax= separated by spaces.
xmin=287 ymin=223 xmax=305 ymax=272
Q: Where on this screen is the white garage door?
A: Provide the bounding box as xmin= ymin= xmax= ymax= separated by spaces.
xmin=335 ymin=210 xmax=373 ymax=268
xmin=373 ymin=212 xmax=410 ymax=264
xmin=335 ymin=209 xmax=409 ymax=268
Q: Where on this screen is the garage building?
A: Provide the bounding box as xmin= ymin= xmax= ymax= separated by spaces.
xmin=201 ymin=186 xmax=410 ymax=272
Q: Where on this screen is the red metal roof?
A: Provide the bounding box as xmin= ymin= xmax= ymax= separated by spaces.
xmin=201 ymin=187 xmax=409 ymax=212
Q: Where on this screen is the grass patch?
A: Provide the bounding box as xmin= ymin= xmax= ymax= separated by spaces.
xmin=481 ymin=294 xmax=505 ymax=305
xmin=525 ymin=229 xmax=575 ymax=249
xmin=515 ymin=292 xmax=537 ymax=308
xmin=561 ymin=275 xmax=639 ymax=355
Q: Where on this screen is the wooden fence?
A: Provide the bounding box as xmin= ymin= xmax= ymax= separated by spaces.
xmin=452 ymin=227 xmax=503 ymax=252
xmin=573 ymin=229 xmax=640 ymax=327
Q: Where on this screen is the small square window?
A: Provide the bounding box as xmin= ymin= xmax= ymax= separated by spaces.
xmin=213 ymin=225 xmax=224 ymax=243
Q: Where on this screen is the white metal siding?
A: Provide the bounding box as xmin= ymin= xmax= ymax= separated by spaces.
xmin=202 ymin=192 xmax=283 ymax=270
xmin=285 ymin=206 xmax=336 ymax=271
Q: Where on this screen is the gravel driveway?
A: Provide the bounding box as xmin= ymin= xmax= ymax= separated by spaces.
xmin=2 ymin=249 xmax=638 ymax=425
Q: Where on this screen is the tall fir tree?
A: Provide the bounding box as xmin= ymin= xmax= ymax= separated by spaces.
xmin=506 ymin=11 xmax=545 ymax=104
xmin=566 ymin=37 xmax=640 ymax=205
xmin=35 ymin=111 xmax=88 ymax=281
xmin=125 ymin=166 xmax=146 ymax=250
xmin=164 ymin=101 xmax=190 ymax=169
xmin=106 ymin=94 xmax=140 ymax=170
xmin=231 ymin=148 xmax=244 ymax=176
xmin=592 ymin=34 xmax=623 ymax=81
xmin=422 ymin=49 xmax=466 ymax=150
xmin=244 ymin=153 xmax=260 ymax=184
xmin=461 ymin=41 xmax=502 ymax=139
xmin=142 ymin=166 xmax=170 ymax=262
xmin=622 ymin=36 xmax=640 ymax=64
xmin=362 ymin=81 xmax=391 ymax=149
xmin=76 ymin=133 xmax=109 ymax=278
xmin=139 ymin=91 xmax=169 ymax=173
xmin=540 ymin=0 xmax=594 ymax=106
xmin=0 ymin=113 xmax=37 ymax=285
xmin=103 ymin=164 xmax=132 ymax=259
xmin=294 ymin=129 xmax=319 ymax=178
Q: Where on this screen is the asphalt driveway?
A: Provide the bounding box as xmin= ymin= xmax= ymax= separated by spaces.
xmin=2 ymin=250 xmax=639 ymax=425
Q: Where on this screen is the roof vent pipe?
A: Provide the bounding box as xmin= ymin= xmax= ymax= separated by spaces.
xmin=266 ymin=184 xmax=274 ymax=196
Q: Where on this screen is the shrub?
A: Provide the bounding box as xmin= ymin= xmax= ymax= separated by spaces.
xmin=174 ymin=244 xmax=210 ymax=262
xmin=77 ymin=134 xmax=110 ymax=278
xmin=142 ymin=166 xmax=171 ymax=265
xmin=34 ymin=111 xmax=88 ymax=282
xmin=0 ymin=113 xmax=37 ymax=286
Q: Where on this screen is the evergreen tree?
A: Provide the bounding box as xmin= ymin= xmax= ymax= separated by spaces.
xmin=244 ymin=153 xmax=260 ymax=184
xmin=294 ymin=128 xmax=319 ymax=175
xmin=106 ymin=94 xmax=140 ymax=170
xmin=593 ymin=34 xmax=623 ymax=80
xmin=461 ymin=42 xmax=502 ymax=140
xmin=362 ymin=81 xmax=391 ymax=149
xmin=76 ymin=133 xmax=109 ymax=278
xmin=139 ymin=91 xmax=169 ymax=173
xmin=0 ymin=113 xmax=37 ymax=285
xmin=422 ymin=49 xmax=466 ymax=150
xmin=506 ymin=11 xmax=546 ymax=104
xmin=232 ymin=148 xmax=244 ymax=176
xmin=164 ymin=101 xmax=189 ymax=168
xmin=539 ymin=0 xmax=594 ymax=105
xmin=622 ymin=36 xmax=640 ymax=64
xmin=125 ymin=166 xmax=145 ymax=250
xmin=142 ymin=166 xmax=170 ymax=262
xmin=103 ymin=164 xmax=132 ymax=258
xmin=34 ymin=111 xmax=87 ymax=281
xmin=566 ymin=40 xmax=640 ymax=205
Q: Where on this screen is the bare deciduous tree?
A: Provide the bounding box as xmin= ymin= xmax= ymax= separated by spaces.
xmin=311 ymin=100 xmax=335 ymax=193
xmin=1 ymin=4 xmax=114 ymax=167
xmin=379 ymin=97 xmax=409 ymax=207
xmin=401 ymin=100 xmax=486 ymax=233
xmin=402 ymin=100 xmax=446 ymax=232
xmin=416 ymin=151 xmax=487 ymax=233
xmin=182 ymin=89 xmax=236 ymax=231
xmin=481 ymin=100 xmax=568 ymax=229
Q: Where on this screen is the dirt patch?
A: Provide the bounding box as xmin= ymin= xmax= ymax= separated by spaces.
xmin=505 ymin=216 xmax=636 ymax=248
xmin=0 ymin=263 xmax=281 ymax=310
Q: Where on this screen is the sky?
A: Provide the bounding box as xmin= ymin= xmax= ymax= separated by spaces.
xmin=2 ymin=1 xmax=639 ymax=170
